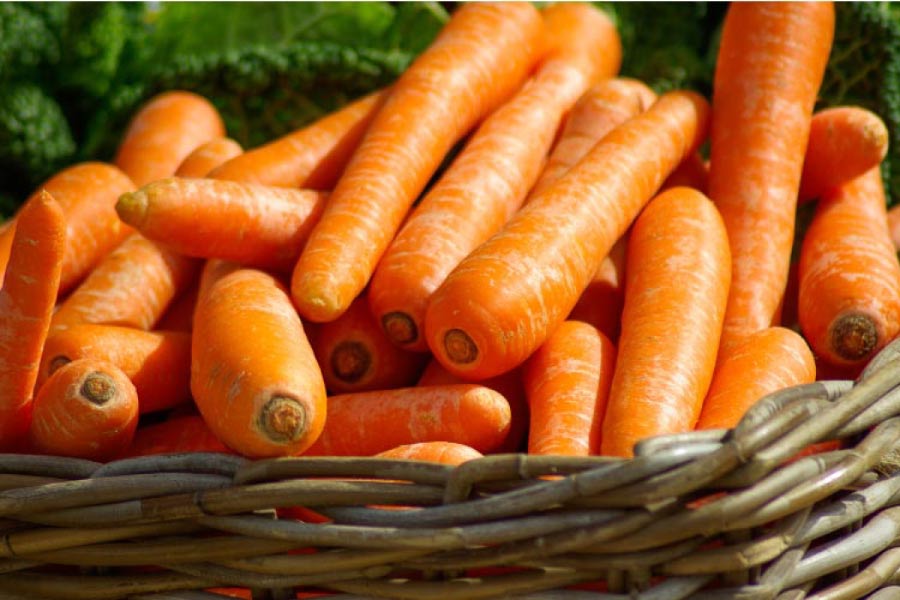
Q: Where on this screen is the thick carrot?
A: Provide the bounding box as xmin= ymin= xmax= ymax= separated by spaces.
xmin=798 ymin=167 xmax=900 ymax=367
xmin=523 ymin=320 xmax=616 ymax=456
xmin=424 ymin=90 xmax=710 ymax=380
xmin=0 ymin=191 xmax=66 ymax=449
xmin=208 ymin=90 xmax=387 ymax=189
xmin=120 ymin=415 xmax=232 ymax=458
xmin=302 ymin=384 xmax=511 ymax=456
xmin=38 ymin=324 xmax=192 ymax=415
xmin=368 ymin=3 xmax=622 ymax=352
xmin=309 ymin=293 xmax=428 ymax=394
xmin=117 ymin=178 xmax=328 ymax=273
xmin=291 ymin=3 xmax=545 ymax=323
xmin=696 ymin=327 xmax=815 ymax=430
xmin=375 ymin=442 xmax=483 ymax=465
xmin=175 ymin=138 xmax=244 ymax=178
xmin=799 ymin=106 xmax=889 ymax=202
xmin=50 ymin=233 xmax=201 ymax=332
xmin=0 ymin=162 xmax=135 ymax=293
xmin=567 ymin=235 xmax=627 ymax=342
xmin=114 ymin=90 xmax=225 ymax=187
xmin=192 ymin=262 xmax=327 ymax=457
xmin=600 ymin=187 xmax=731 ymax=457
xmin=708 ymin=2 xmax=834 ymax=352
xmin=29 ymin=358 xmax=139 ymax=461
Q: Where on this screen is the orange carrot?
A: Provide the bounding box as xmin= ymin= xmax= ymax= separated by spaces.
xmin=799 ymin=106 xmax=889 ymax=202
xmin=116 ymin=178 xmax=328 ymax=273
xmin=175 ymin=138 xmax=244 ymax=178
xmin=208 ymin=90 xmax=387 ymax=189
xmin=309 ymin=293 xmax=428 ymax=394
xmin=601 ymin=187 xmax=731 ymax=457
xmin=29 ymin=358 xmax=139 ymax=461
xmin=114 ymin=90 xmax=225 ymax=187
xmin=38 ymin=324 xmax=192 ymax=415
xmin=798 ymin=167 xmax=900 ymax=367
xmin=369 ymin=3 xmax=622 ymax=352
xmin=708 ymin=2 xmax=834 ymax=352
xmin=291 ymin=3 xmax=545 ymax=323
xmin=424 ymin=90 xmax=710 ymax=380
xmin=696 ymin=327 xmax=816 ymax=430
xmin=661 ymin=152 xmax=709 ymax=194
xmin=889 ymin=204 xmax=900 ymax=253
xmin=0 ymin=191 xmax=66 ymax=449
xmin=375 ymin=441 xmax=483 ymax=465
xmin=567 ymin=235 xmax=627 ymax=342
xmin=155 ymin=278 xmax=200 ymax=333
xmin=192 ymin=262 xmax=327 ymax=457
xmin=302 ymin=384 xmax=511 ymax=456
xmin=120 ymin=415 xmax=232 ymax=458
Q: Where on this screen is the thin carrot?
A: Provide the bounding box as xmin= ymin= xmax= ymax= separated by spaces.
xmin=798 ymin=167 xmax=900 ymax=367
xmin=291 ymin=2 xmax=545 ymax=323
xmin=120 ymin=415 xmax=232 ymax=458
xmin=369 ymin=3 xmax=622 ymax=352
xmin=799 ymin=106 xmax=889 ymax=202
xmin=424 ymin=90 xmax=710 ymax=380
xmin=601 ymin=187 xmax=731 ymax=457
xmin=38 ymin=324 xmax=192 ymax=415
xmin=208 ymin=90 xmax=387 ymax=189
xmin=0 ymin=191 xmax=66 ymax=449
xmin=302 ymin=384 xmax=511 ymax=456
xmin=114 ymin=90 xmax=226 ymax=187
xmin=50 ymin=233 xmax=201 ymax=332
xmin=192 ymin=262 xmax=327 ymax=457
xmin=523 ymin=320 xmax=616 ymax=456
xmin=155 ymin=279 xmax=200 ymax=333
xmin=709 ymin=2 xmax=834 ymax=352
xmin=375 ymin=442 xmax=483 ymax=465
xmin=29 ymin=358 xmax=139 ymax=461
xmin=567 ymin=235 xmax=627 ymax=342
xmin=175 ymin=138 xmax=244 ymax=178
xmin=696 ymin=327 xmax=816 ymax=430
xmin=117 ymin=178 xmax=328 ymax=273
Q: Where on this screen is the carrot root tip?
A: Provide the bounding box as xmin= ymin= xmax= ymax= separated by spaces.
xmin=115 ymin=191 xmax=148 ymax=227
xmin=259 ymin=396 xmax=307 ymax=444
xmin=830 ymin=312 xmax=878 ymax=362
xmin=330 ymin=341 xmax=372 ymax=384
xmin=81 ymin=372 xmax=117 ymax=406
xmin=382 ymin=312 xmax=418 ymax=346
xmin=444 ymin=329 xmax=478 ymax=365
xmin=49 ymin=355 xmax=72 ymax=377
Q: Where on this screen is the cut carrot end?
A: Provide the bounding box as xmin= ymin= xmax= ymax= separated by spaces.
xmin=80 ymin=372 xmax=117 ymax=406
xmin=830 ymin=312 xmax=878 ymax=362
xmin=382 ymin=312 xmax=418 ymax=346
xmin=444 ymin=329 xmax=478 ymax=365
xmin=330 ymin=341 xmax=372 ymax=384
xmin=259 ymin=396 xmax=307 ymax=444
xmin=115 ymin=191 xmax=148 ymax=227
xmin=48 ymin=355 xmax=72 ymax=377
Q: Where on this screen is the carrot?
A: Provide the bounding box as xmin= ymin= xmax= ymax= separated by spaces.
xmin=889 ymin=203 xmax=900 ymax=253
xmin=302 ymin=384 xmax=511 ymax=456
xmin=192 ymin=262 xmax=327 ymax=457
xmin=0 ymin=162 xmax=135 ymax=293
xmin=0 ymin=191 xmax=66 ymax=449
xmin=368 ymin=3 xmax=622 ymax=352
xmin=567 ymin=235 xmax=627 ymax=342
xmin=309 ymin=293 xmax=428 ymax=394
xmin=523 ymin=320 xmax=616 ymax=456
xmin=114 ymin=90 xmax=226 ymax=187
xmin=29 ymin=358 xmax=139 ymax=461
xmin=120 ymin=415 xmax=232 ymax=458
xmin=798 ymin=106 xmax=889 ymax=202
xmin=709 ymin=2 xmax=834 ymax=353
xmin=116 ymin=178 xmax=328 ymax=273
xmin=375 ymin=442 xmax=483 ymax=465
xmin=798 ymin=167 xmax=900 ymax=367
xmin=155 ymin=278 xmax=200 ymax=333
xmin=208 ymin=90 xmax=387 ymax=189
xmin=50 ymin=233 xmax=201 ymax=332
xmin=424 ymin=90 xmax=710 ymax=380
xmin=291 ymin=2 xmax=545 ymax=323
xmin=661 ymin=152 xmax=709 ymax=194
xmin=38 ymin=324 xmax=192 ymax=415
xmin=696 ymin=327 xmax=815 ymax=430
xmin=175 ymin=138 xmax=244 ymax=178
xmin=600 ymin=187 xmax=731 ymax=457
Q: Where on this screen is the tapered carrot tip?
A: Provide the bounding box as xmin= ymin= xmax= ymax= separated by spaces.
xmin=445 ymin=329 xmax=478 ymax=365
xmin=331 ymin=341 xmax=371 ymax=383
xmin=81 ymin=372 xmax=117 ymax=405
xmin=382 ymin=312 xmax=418 ymax=346
xmin=830 ymin=312 xmax=878 ymax=361
xmin=259 ymin=396 xmax=307 ymax=444
xmin=115 ymin=191 xmax=148 ymax=228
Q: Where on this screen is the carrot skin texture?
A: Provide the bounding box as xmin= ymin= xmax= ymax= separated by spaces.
xmin=375 ymin=442 xmax=483 ymax=465
xmin=709 ymin=2 xmax=834 ymax=352
xmin=119 ymin=415 xmax=232 ymax=458
xmin=175 ymin=138 xmax=244 ymax=178
xmin=696 ymin=327 xmax=815 ymax=430
xmin=425 ymin=90 xmax=711 ymax=380
xmin=601 ymin=187 xmax=731 ymax=457
xmin=799 ymin=167 xmax=900 ymax=368
xmin=291 ymin=3 xmax=545 ymax=323
xmin=0 ymin=192 xmax=66 ymax=449
xmin=523 ymin=320 xmax=616 ymax=456
xmin=192 ymin=264 xmax=327 ymax=457
xmin=114 ymin=90 xmax=226 ymax=187
xmin=117 ymin=178 xmax=328 ymax=272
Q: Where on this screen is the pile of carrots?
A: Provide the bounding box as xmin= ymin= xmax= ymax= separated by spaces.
xmin=1 ymin=1 xmax=897 ymax=464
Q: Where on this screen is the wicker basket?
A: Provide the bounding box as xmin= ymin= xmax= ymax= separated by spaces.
xmin=3 ymin=338 xmax=900 ymax=600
